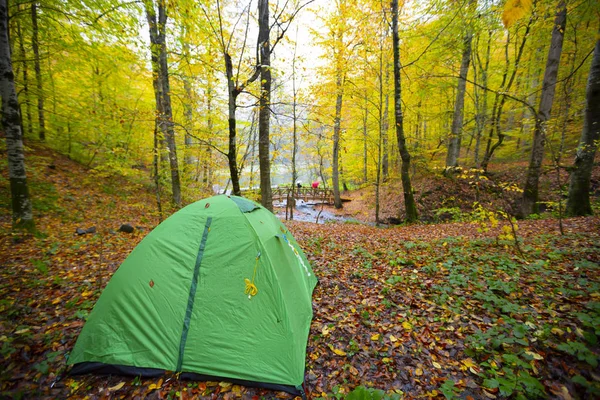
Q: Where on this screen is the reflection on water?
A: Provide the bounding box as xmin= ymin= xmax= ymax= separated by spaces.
xmin=274 ymin=199 xmax=356 ymax=224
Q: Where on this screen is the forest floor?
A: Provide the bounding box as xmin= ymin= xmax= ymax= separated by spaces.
xmin=1 ymin=145 xmax=600 ymax=399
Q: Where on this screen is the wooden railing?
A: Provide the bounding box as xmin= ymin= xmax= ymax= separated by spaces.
xmin=243 ymin=186 xmax=335 ymax=205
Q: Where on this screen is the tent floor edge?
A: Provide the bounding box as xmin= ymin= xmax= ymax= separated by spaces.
xmin=68 ymin=362 xmax=165 ymax=378
xmin=68 ymin=362 xmax=304 ymax=395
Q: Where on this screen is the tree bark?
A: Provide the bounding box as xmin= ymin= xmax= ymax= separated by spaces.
xmin=519 ymin=1 xmax=566 ymax=218
xmin=363 ymin=92 xmax=368 ymax=184
xmin=16 ymin=20 xmax=32 ymax=137
xmin=566 ymin=28 xmax=600 ymax=216
xmin=446 ymin=31 xmax=473 ymax=168
xmin=391 ymin=0 xmax=418 ymax=222
xmin=145 ymin=0 xmax=181 ymax=207
xmin=31 ymin=2 xmax=45 ymax=141
xmin=225 ymin=53 xmax=242 ymax=196
xmin=257 ymin=0 xmax=272 ymax=211
xmin=1 ymin=0 xmax=34 ymax=231
xmin=332 ymin=69 xmax=343 ymax=209
xmin=382 ymin=60 xmax=390 ymax=180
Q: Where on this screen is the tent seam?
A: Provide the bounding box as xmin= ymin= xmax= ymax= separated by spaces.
xmin=176 ymin=216 xmax=212 ymax=372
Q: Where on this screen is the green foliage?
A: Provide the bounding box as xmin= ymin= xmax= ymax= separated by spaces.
xmin=556 ymin=341 xmax=598 ymax=367
xmin=439 ymin=379 xmax=460 ymax=399
xmin=346 ymin=386 xmax=401 ymax=400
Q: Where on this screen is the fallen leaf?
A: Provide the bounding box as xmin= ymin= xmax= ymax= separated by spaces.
xmin=108 ymin=382 xmax=125 ymax=391
xmin=371 ymin=333 xmax=380 ymax=341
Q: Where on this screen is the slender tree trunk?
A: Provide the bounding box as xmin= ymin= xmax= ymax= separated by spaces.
xmin=156 ymin=4 xmax=181 ymax=207
xmin=481 ymin=16 xmax=533 ymax=171
xmin=183 ymin=76 xmax=194 ymax=162
xmin=332 ymin=70 xmax=343 ymax=209
xmin=363 ymin=93 xmax=368 ymax=184
xmin=16 ymin=21 xmax=32 ymax=137
xmin=566 ymin=29 xmax=600 ymax=216
xmin=446 ymin=31 xmax=473 ymax=168
xmin=1 ymin=0 xmax=34 ymax=231
xmin=225 ymin=54 xmax=241 ymax=196
xmin=382 ymin=60 xmax=390 ymax=180
xmin=519 ymin=2 xmax=566 ymax=218
xmin=145 ymin=0 xmax=181 ymax=207
xmin=392 ymin=0 xmax=418 ymax=222
xmin=290 ymin=33 xmax=300 ymax=220
xmin=257 ymin=0 xmax=273 ymax=211
xmin=204 ymin=78 xmax=214 ymax=186
xmin=31 ymin=2 xmax=44 ymax=141
xmin=474 ymin=30 xmax=491 ymax=168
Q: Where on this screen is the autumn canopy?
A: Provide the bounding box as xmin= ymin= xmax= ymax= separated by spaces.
xmin=67 ymin=195 xmax=318 ymax=394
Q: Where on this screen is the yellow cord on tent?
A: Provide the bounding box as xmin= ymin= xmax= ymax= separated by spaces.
xmin=245 ymin=252 xmax=261 ymax=299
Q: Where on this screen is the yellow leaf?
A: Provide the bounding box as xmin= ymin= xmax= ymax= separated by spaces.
xmin=322 ymin=326 xmax=331 ymax=336
xmin=333 ymin=348 xmax=346 ymax=356
xmin=462 ymin=358 xmax=476 ymax=368
xmin=551 ymin=327 xmax=564 ymax=335
xmin=432 ymin=361 xmax=442 ymax=369
xmin=402 ymin=321 xmax=412 ymax=331
xmin=525 ymin=351 xmax=543 ymax=360
xmin=52 ymin=298 xmax=62 ymax=305
xmin=389 ymin=335 xmax=398 ymax=342
xmin=81 ymin=291 xmax=93 ymax=298
xmin=371 ymin=333 xmax=380 ymax=341
xmin=415 ymin=368 xmax=423 ymax=376
xmin=147 ymin=383 xmax=159 ymax=391
xmin=15 ymin=328 xmax=29 ymax=334
xmin=382 ymin=357 xmax=392 ymax=363
xmin=328 ymin=344 xmax=346 ymax=356
xmin=108 ymin=382 xmax=125 ymax=391
xmin=219 ymin=381 xmax=232 ymax=388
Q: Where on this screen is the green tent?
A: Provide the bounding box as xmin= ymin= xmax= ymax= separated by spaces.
xmin=68 ymin=195 xmax=318 ymax=395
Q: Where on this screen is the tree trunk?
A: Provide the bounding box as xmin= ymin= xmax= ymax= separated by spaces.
xmin=363 ymin=93 xmax=368 ymax=184
xmin=566 ymin=29 xmax=600 ymax=216
xmin=1 ymin=0 xmax=34 ymax=231
xmin=481 ymin=15 xmax=533 ymax=171
xmin=332 ymin=70 xmax=343 ymax=209
xmin=446 ymin=31 xmax=473 ymax=168
xmin=145 ymin=0 xmax=181 ymax=207
xmin=382 ymin=60 xmax=390 ymax=180
xmin=519 ymin=1 xmax=566 ymax=218
xmin=16 ymin=20 xmax=32 ymax=137
xmin=473 ymin=30 xmax=491 ymax=168
xmin=225 ymin=53 xmax=241 ymax=196
xmin=257 ymin=0 xmax=272 ymax=211
xmin=31 ymin=2 xmax=45 ymax=141
xmin=391 ymin=0 xmax=418 ymax=222
xmin=183 ymin=77 xmax=193 ymax=164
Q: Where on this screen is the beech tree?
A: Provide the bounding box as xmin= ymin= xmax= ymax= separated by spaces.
xmin=257 ymin=0 xmax=272 ymax=211
xmin=31 ymin=1 xmax=45 ymax=142
xmin=144 ymin=0 xmax=182 ymax=208
xmin=518 ymin=1 xmax=566 ymax=218
xmin=566 ymin=29 xmax=599 ymax=216
xmin=1 ymin=0 xmax=34 ymax=231
xmin=391 ymin=0 xmax=418 ymax=222
xmin=445 ymin=0 xmax=474 ymax=168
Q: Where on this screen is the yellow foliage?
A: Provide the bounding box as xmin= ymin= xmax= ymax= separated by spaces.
xmin=502 ymin=0 xmax=532 ymax=28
